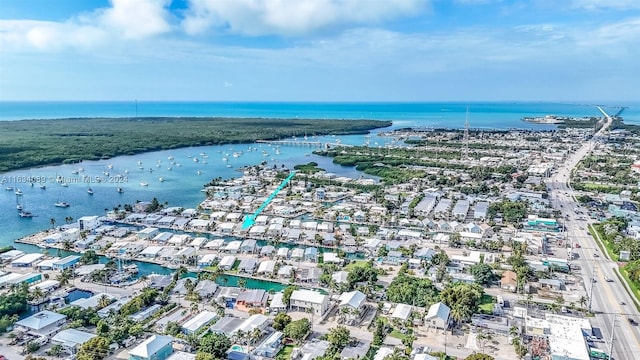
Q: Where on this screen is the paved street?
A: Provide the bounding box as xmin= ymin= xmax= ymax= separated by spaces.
xmin=548 ymin=114 xmax=640 ymax=360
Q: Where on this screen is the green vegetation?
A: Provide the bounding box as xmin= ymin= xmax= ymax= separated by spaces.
xmin=293 ymin=162 xmax=325 ymax=174
xmin=275 ymin=345 xmax=295 ymax=360
xmin=592 ymin=217 xmax=639 ymax=261
xmin=478 ymin=294 xmax=496 ymax=314
xmin=0 ymin=283 xmax=28 ymax=332
xmin=619 ymin=263 xmax=640 ymax=311
xmin=0 ymin=117 xmax=390 ymax=172
xmin=386 ymin=274 xmax=439 ymax=307
xmin=284 ymin=318 xmax=311 ymax=344
xmin=488 ymin=200 xmax=528 ymax=225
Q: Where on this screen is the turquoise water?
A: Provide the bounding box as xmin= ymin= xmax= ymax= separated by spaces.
xmin=215 ymin=274 xmax=287 ymax=292
xmin=0 ymin=101 xmax=633 ymax=250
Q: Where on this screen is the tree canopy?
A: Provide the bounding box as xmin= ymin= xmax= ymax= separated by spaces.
xmin=386 ymin=274 xmax=439 ymax=307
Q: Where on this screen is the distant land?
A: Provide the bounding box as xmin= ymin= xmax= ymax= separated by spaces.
xmin=0 ymin=117 xmax=391 ymax=172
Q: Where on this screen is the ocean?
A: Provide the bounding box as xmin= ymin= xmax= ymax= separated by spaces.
xmin=0 ymin=101 xmax=637 ymax=250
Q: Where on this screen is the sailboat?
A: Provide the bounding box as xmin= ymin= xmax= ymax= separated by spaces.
xmin=87 ymin=188 xmax=94 ymax=195
xmin=54 ymin=192 xmax=70 ymax=207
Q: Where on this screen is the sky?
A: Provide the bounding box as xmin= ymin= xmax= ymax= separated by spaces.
xmin=0 ymin=0 xmax=639 ymax=102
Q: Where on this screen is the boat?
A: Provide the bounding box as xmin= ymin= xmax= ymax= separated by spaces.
xmin=193 ymin=158 xmax=199 ymax=162
xmin=87 ymin=188 xmax=94 ymax=195
xmin=19 ymin=211 xmax=33 ymax=218
xmin=124 ymin=264 xmax=139 ymax=274
xmin=168 ymin=156 xmax=174 ymax=160
xmin=39 ymin=184 xmax=46 ymax=190
xmin=60 ymin=182 xmax=68 ymax=187
xmin=140 ymin=182 xmax=148 ymax=187
xmin=54 ymin=202 xmax=70 ymax=208
xmin=14 ymin=188 xmax=23 ymax=195
xmin=5 ymin=186 xmax=13 ymax=191
xmin=117 ymin=188 xmax=124 ymax=193
xmin=196 ymin=170 xmax=201 ymax=175
xmin=226 ymin=164 xmax=233 ymax=168
xmin=149 ymin=168 xmax=154 ymax=173
xmin=158 ymin=177 xmax=165 ymax=182
xmin=16 ymin=204 xmax=22 ymax=211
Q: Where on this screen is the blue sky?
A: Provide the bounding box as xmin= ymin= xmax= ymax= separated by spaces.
xmin=0 ymin=0 xmax=639 ymax=101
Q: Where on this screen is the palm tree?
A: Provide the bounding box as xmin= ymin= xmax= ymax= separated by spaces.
xmin=578 ymin=295 xmax=588 ymax=309
xmin=190 ymin=301 xmax=200 ymax=314
xmin=238 ymin=278 xmax=247 ymax=289
xmin=49 ymin=218 xmax=56 ymax=229
xmin=56 ymin=269 xmax=72 ymax=287
xmin=249 ymin=327 xmax=262 ymax=351
xmin=98 ymin=294 xmax=112 ymax=309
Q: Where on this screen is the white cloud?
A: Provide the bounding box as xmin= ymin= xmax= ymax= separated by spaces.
xmin=0 ymin=0 xmax=171 ymax=52
xmin=571 ymin=0 xmax=640 ymax=11
xmin=182 ymin=0 xmax=428 ymax=36
xmin=93 ymin=0 xmax=172 ymax=39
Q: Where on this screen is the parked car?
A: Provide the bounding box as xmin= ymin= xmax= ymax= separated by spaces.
xmin=628 ymin=318 xmax=638 ymax=326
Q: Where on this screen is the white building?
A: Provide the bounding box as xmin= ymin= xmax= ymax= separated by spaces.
xmin=290 ymin=289 xmax=329 ymax=315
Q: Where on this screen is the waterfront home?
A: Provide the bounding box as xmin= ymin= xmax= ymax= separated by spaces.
xmin=51 ymin=328 xmax=96 ymax=354
xmin=43 ymin=233 xmax=62 ymax=244
xmin=323 ymin=252 xmax=342 ymax=264
xmin=298 ymin=267 xmax=321 ymax=283
xmin=129 ymin=335 xmax=174 ymax=360
xmin=137 ymin=227 xmax=159 ymax=240
xmin=31 ymin=279 xmax=60 ymax=293
xmin=304 ymin=247 xmax=319 ymax=262
xmin=15 ymin=310 xmax=67 ymax=336
xmin=194 ymin=280 xmax=218 ymax=298
xmin=169 ymin=234 xmax=190 ymax=245
xmin=145 ymin=214 xmax=163 ymax=225
xmin=153 ymin=232 xmax=173 ymax=243
xmin=384 ymin=251 xmax=405 ymax=265
xmin=289 ymin=219 xmax=301 ymax=229
xmin=267 ymin=223 xmax=283 ymax=237
xmin=140 ymin=246 xmax=164 ymax=259
xmin=249 ymin=225 xmax=267 ymax=237
xmin=254 ymin=331 xmax=284 ymax=358
xmin=71 ymin=293 xmax=116 ymax=309
xmin=11 ymin=253 xmax=44 ymax=268
xmin=290 ymin=248 xmax=304 ymax=261
xmin=78 ymin=215 xmax=100 ymax=231
xmin=198 ymin=253 xmax=217 ymax=268
xmin=237 ymin=289 xmax=269 ymax=308
xmin=257 ymin=260 xmax=276 ymax=275
xmin=219 ymin=222 xmax=236 ymax=235
xmin=234 ymin=314 xmax=269 ymax=336
xmin=219 ymin=255 xmax=236 ymax=271
xmin=290 ymin=289 xmax=328 ymax=315
xmin=182 ymin=311 xmax=217 ymax=334
xmin=425 ymin=302 xmax=451 ymax=330
xmin=238 ymin=258 xmax=257 ymax=274
xmin=172 ymin=277 xmax=198 ymax=295
xmin=173 ymin=247 xmax=196 ymax=264
xmin=52 ymin=255 xmax=81 ymax=270
xmin=332 ymin=271 xmax=349 ymax=285
xmin=204 ymin=239 xmax=225 ymax=250
xmin=286 ymin=229 xmax=302 ymax=243
xmin=276 ymin=247 xmax=289 ymax=259
xmin=277 ymin=265 xmax=293 ymax=279
xmin=240 ymin=239 xmax=257 ymax=253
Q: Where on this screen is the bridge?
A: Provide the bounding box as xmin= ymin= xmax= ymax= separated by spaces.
xmin=256 ymin=140 xmax=352 ymax=148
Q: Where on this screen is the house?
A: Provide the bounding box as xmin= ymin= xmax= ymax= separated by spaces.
xmin=194 ymin=280 xmax=218 ymax=298
xmin=501 ymin=270 xmax=518 ymax=293
xmin=384 ymin=251 xmax=405 ymax=265
xmin=425 ymin=302 xmax=450 ymax=330
xmin=292 ymin=339 xmax=330 ymax=360
xmin=219 ymin=256 xmax=236 ymax=271
xmin=332 ymin=270 xmax=349 ymax=285
xmin=129 ymin=335 xmax=174 ymax=360
xmin=52 ymin=255 xmax=81 ymax=270
xmin=182 ymin=311 xmax=217 ymax=334
xmin=304 ymin=247 xmax=319 ymax=262
xmin=473 ymin=202 xmax=489 ymax=221
xmin=224 ymin=240 xmax=242 ymax=254
xmin=51 ymin=328 xmax=96 ymax=354
xmin=338 ymin=291 xmax=366 ymax=318
xmin=11 ymin=253 xmax=44 ymax=268
xmin=240 ymin=240 xmax=257 ymax=253
xmin=290 ymin=289 xmax=329 ymax=315
xmin=268 ymin=292 xmax=287 ymax=314
xmin=238 ymin=258 xmax=257 ymax=274
xmin=340 ymin=340 xmax=371 ymax=360
xmin=254 ymin=331 xmax=283 ymax=358
xmin=15 ymin=310 xmax=67 ymax=336
xmin=391 ymin=303 xmax=412 ymax=322
xmin=78 ymin=215 xmax=100 ymax=231
xmin=257 ymin=260 xmax=276 ymax=275
xmin=236 ymin=289 xmax=269 ymax=308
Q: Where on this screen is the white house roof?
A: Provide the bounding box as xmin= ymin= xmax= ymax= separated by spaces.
xmin=391 ymin=303 xmax=412 ymax=321
xmin=51 ymin=328 xmax=96 ymax=348
xmin=426 ymin=302 xmax=450 ymax=321
xmin=257 ymin=260 xmax=276 ymax=273
xmin=16 ymin=311 xmax=66 ymax=330
xmin=290 ymin=289 xmax=327 ymax=305
xmin=11 ymin=253 xmax=44 ymax=265
xmin=129 ymin=335 xmax=174 ymax=358
xmin=338 ymin=291 xmax=366 ymax=309
xmin=182 ymin=311 xmax=217 ymax=333
xmin=141 ymin=246 xmax=164 ymax=257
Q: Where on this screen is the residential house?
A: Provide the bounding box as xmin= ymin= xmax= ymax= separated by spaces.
xmin=14 ymin=310 xmax=67 ymax=336
xmin=290 ymin=289 xmax=329 ymax=315
xmin=425 ymin=302 xmax=450 ymax=330
xmin=129 ymin=335 xmax=174 ymax=360
xmin=238 ymin=258 xmax=257 ymax=274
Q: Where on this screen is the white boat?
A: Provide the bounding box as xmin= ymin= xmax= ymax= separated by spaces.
xmin=196 ymin=171 xmax=201 ymax=175
xmin=140 ymin=182 xmax=148 ymax=187
xmin=5 ymin=186 xmax=13 ymax=191
xmin=87 ymin=188 xmax=94 ymax=195
xmin=107 ymin=164 xmax=113 ymax=169
xmin=60 ymin=182 xmax=69 ymax=187
xmin=158 ymin=177 xmax=165 ymax=182
xmin=39 ymin=184 xmax=46 ymax=190
xmin=54 ymin=202 xmax=70 ymax=208
xmin=16 ymin=204 xmax=22 ymax=211
xmin=193 ymin=158 xmax=199 ymax=162
xmin=226 ymin=164 xmax=233 ymax=168
xmin=14 ymin=189 xmax=23 ymax=195
xmin=168 ymin=156 xmax=174 ymax=160
xmin=117 ymin=187 xmax=124 ymax=193
xmin=167 ymin=167 xmax=172 ymax=171
xmin=19 ymin=211 xmax=33 ymax=218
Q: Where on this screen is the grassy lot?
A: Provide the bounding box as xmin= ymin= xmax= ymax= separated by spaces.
xmin=275 ymin=344 xmax=295 ymax=360
xmin=478 ymin=294 xmax=495 ymax=314
xmin=389 ymin=329 xmax=409 ymax=341
xmin=344 ymin=260 xmax=368 ymax=271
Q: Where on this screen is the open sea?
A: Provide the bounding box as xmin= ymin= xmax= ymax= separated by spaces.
xmin=0 ymin=101 xmax=638 ymax=252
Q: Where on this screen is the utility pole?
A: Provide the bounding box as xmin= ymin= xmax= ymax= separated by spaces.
xmin=588 ymin=277 xmax=595 ymax=313
xmin=608 ymin=313 xmax=617 ymax=359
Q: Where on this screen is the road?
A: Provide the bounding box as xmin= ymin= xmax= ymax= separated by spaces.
xmin=547 ymin=112 xmax=640 ymax=360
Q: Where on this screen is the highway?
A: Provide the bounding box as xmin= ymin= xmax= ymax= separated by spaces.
xmin=547 ymin=112 xmax=640 ymax=360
